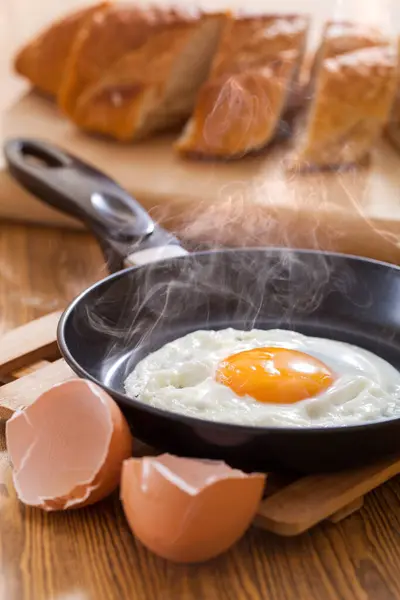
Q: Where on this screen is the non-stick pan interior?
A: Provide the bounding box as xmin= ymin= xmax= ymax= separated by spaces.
xmin=60 ymin=248 xmax=400 ymax=401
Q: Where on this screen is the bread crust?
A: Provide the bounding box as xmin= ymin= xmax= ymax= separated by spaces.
xmin=58 ymin=4 xmax=192 ymax=118
xmin=14 ymin=2 xmax=107 ymax=97
xmin=70 ymin=11 xmax=227 ymax=141
xmin=175 ymin=14 xmax=309 ymax=158
xmin=292 ymin=21 xmax=398 ymax=169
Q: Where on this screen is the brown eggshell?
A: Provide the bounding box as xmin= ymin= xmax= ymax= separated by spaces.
xmin=6 ymin=379 xmax=133 ymax=510
xmin=120 ymin=453 xmax=266 ymax=563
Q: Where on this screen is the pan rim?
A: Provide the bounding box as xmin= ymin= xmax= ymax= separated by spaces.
xmin=58 ymin=247 xmax=400 ymax=436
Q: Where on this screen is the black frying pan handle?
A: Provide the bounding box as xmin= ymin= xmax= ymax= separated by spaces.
xmin=4 ymin=138 xmax=181 ymax=256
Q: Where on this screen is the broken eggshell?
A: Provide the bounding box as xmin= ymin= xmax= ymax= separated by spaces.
xmin=120 ymin=453 xmax=266 ymax=563
xmin=6 ymin=379 xmax=133 ymax=510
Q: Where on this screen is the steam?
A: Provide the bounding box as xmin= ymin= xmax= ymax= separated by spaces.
xmin=79 ymin=234 xmax=374 ymax=388
xmin=77 ymin=160 xmax=400 ymax=382
xmin=80 ymin=159 xmax=399 ymax=377
xmin=202 ymin=73 xmax=279 ymax=157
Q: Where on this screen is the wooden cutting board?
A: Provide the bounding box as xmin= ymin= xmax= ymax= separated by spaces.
xmin=2 ymin=311 xmax=400 ymax=538
xmin=2 ymin=0 xmax=400 ymax=264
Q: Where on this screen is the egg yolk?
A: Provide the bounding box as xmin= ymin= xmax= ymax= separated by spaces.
xmin=215 ymin=347 xmax=334 ymax=404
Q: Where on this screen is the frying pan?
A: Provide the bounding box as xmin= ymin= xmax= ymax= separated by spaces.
xmin=5 ymin=138 xmax=400 ymax=474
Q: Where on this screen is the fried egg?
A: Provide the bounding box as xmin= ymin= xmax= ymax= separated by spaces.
xmin=124 ymin=329 xmax=400 ymax=427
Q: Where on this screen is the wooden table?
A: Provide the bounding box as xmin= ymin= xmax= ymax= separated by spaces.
xmin=0 ymin=223 xmax=399 ymax=600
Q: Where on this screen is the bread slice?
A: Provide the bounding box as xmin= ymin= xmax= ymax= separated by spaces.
xmin=175 ymin=14 xmax=309 ymax=159
xmin=58 ymin=4 xmax=189 ymax=118
xmin=291 ymin=22 xmax=398 ymax=169
xmin=14 ymin=2 xmax=107 ymax=97
xmin=69 ymin=11 xmax=227 ymax=141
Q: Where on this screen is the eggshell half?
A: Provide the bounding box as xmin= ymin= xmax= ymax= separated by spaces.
xmin=120 ymin=453 xmax=266 ymax=563
xmin=6 ymin=379 xmax=133 ymax=510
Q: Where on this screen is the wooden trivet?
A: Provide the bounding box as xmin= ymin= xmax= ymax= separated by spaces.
xmin=1 ymin=312 xmax=399 ymax=536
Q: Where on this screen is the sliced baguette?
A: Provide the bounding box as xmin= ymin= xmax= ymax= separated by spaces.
xmin=291 ymin=22 xmax=398 ymax=170
xmin=70 ymin=11 xmax=227 ymax=141
xmin=58 ymin=4 xmax=187 ymax=119
xmin=175 ymin=14 xmax=309 ymax=159
xmin=14 ymin=2 xmax=107 ymax=97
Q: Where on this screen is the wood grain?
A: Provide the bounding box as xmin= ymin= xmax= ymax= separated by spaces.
xmin=255 ymin=458 xmax=400 ymax=536
xmin=0 ymin=311 xmax=61 ymax=377
xmin=2 ymin=359 xmax=52 ymax=384
xmin=0 ymin=224 xmax=399 ymax=599
xmin=329 ymin=497 xmax=365 ymax=523
xmin=0 ymin=359 xmax=74 ymax=419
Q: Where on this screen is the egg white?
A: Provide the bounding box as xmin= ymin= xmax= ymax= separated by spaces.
xmin=124 ymin=329 xmax=400 ymax=428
